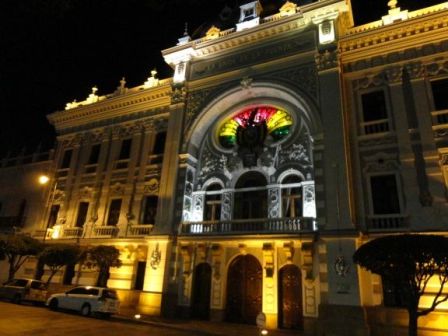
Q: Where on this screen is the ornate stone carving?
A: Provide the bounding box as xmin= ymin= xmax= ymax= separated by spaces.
xmin=363 ymin=152 xmax=400 ymax=173
xmin=143 ymin=178 xmax=159 ymax=195
xmin=80 ymin=186 xmax=93 ymax=199
xmin=315 ymin=49 xmax=339 ymax=71
xmin=384 ymin=66 xmax=403 ymax=83
xmin=268 ymin=187 xmax=281 ymax=218
xmin=358 ymin=134 xmax=397 ymax=148
xmin=279 ymin=143 xmax=312 ymax=168
xmin=262 ymin=243 xmax=275 ymax=278
xmin=196 ymin=243 xmax=208 ymax=262
xmin=185 ymin=88 xmax=214 ymax=129
xmin=283 ymin=241 xmax=294 ymax=264
xmin=150 ymin=243 xmax=162 ymax=270
xmin=270 ymin=65 xmax=318 ymax=99
xmin=171 ymin=85 xmax=186 ymax=104
xmin=353 ymin=73 xmax=386 ymax=90
xmin=110 ymin=182 xmax=125 ymax=196
xmin=191 ymin=32 xmax=314 ymax=80
xmin=404 ymin=62 xmax=426 ymax=79
xmin=221 ymin=192 xmax=232 ymax=220
xmin=192 ymin=194 xmax=204 ymax=221
xmin=198 ymin=146 xmax=226 ymax=182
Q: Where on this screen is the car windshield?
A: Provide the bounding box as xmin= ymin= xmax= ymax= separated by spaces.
xmin=102 ymin=290 xmax=118 ymax=299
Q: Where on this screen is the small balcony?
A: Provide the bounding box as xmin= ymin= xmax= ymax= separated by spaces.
xmin=367 ymin=214 xmax=409 ymax=231
xmin=91 ymin=226 xmax=119 ymax=238
xmin=180 ymin=217 xmax=317 ymax=235
xmin=63 ymin=227 xmax=84 ymax=239
xmin=127 ymin=224 xmax=154 ymax=237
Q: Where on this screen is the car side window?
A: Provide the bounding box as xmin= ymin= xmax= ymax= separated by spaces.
xmin=30 ymin=281 xmax=46 ymax=290
xmin=66 ymin=287 xmax=87 ymax=295
xmin=86 ymin=288 xmax=99 ymax=296
xmin=9 ymin=279 xmax=28 ymax=287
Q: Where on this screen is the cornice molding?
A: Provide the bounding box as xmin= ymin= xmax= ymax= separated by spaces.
xmin=340 ymin=8 xmax=448 ymax=63
xmin=48 ymin=83 xmax=172 ymax=132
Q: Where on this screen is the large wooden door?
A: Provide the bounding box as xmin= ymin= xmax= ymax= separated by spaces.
xmin=278 ymin=265 xmax=303 ymax=329
xmin=226 ymin=255 xmax=262 ymax=324
xmin=191 ymin=263 xmax=212 ymax=320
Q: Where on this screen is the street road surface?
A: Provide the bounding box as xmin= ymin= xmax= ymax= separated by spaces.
xmin=0 ymin=301 xmax=202 ymax=336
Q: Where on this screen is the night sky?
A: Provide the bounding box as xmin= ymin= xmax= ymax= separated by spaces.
xmin=0 ymin=0 xmax=442 ymax=157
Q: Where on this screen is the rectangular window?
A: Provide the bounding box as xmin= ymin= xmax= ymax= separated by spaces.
xmin=75 ymin=202 xmax=89 ymax=228
xmin=60 ymin=149 xmax=73 ymax=169
xmin=360 ymin=90 xmax=389 ymax=134
xmin=107 ymin=199 xmax=122 ymax=226
xmin=141 ymin=196 xmax=158 ymax=224
xmin=88 ymin=144 xmax=101 ymax=164
xmin=431 ymin=78 xmax=448 ymax=111
xmin=153 ymin=132 xmax=166 ymax=155
xmin=370 ymin=175 xmax=401 ymax=215
xmin=118 ymin=138 xmax=132 ymax=160
xmin=47 ymin=204 xmax=60 ymax=228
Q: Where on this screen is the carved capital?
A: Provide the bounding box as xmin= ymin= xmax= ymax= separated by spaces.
xmin=315 ymin=49 xmax=339 ymax=72
xmin=262 ymin=243 xmax=275 ymax=278
xmin=282 ymin=241 xmax=295 ymax=264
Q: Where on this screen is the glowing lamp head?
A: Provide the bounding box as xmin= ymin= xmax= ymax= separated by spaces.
xmin=261 ymin=330 xmax=268 ymax=335
xmin=38 ymin=175 xmax=50 ymax=185
xmin=134 ymin=314 xmax=141 ymax=319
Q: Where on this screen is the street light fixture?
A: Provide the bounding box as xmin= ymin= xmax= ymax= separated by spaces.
xmin=38 ymin=174 xmax=57 ymax=242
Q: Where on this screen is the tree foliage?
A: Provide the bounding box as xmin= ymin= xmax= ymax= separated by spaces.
xmin=0 ymin=234 xmax=43 ymax=281
xmin=85 ymin=245 xmax=122 ymax=287
xmin=353 ymin=234 xmax=448 ymax=336
xmin=39 ymin=244 xmax=81 ymax=285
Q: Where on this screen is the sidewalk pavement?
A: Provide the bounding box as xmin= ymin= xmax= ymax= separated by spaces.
xmin=116 ymin=311 xmax=304 ymax=336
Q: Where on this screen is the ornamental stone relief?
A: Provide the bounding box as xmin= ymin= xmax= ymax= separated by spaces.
xmin=198 ymin=146 xmax=226 ymax=183
xmin=185 ymin=87 xmax=215 ymax=130
xmin=362 ymin=152 xmax=400 ymax=173
xmin=221 ymin=192 xmax=232 ymax=220
xmin=143 ymin=178 xmax=159 ymax=195
xmin=269 ymin=65 xmax=318 ymax=99
xmin=110 ymin=182 xmax=125 ymax=196
xmin=191 ymin=31 xmax=314 ymax=80
xmin=268 ymin=188 xmax=281 ymax=218
xmin=315 ymin=49 xmax=339 ymax=72
xmin=279 ymin=143 xmax=312 ymax=168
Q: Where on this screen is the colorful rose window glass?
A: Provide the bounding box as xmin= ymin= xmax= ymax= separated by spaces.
xmin=219 ymin=106 xmax=293 ymax=148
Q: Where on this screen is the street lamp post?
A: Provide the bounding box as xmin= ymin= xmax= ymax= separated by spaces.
xmin=38 ymin=174 xmax=57 ymax=242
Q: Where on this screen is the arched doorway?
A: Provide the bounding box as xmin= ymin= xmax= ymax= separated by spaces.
xmin=191 ymin=263 xmax=212 ymax=320
xmin=278 ymin=265 xmax=303 ymax=329
xmin=226 ymin=254 xmax=262 ymax=324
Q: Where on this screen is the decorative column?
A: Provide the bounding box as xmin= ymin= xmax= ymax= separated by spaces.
xmin=210 ymin=244 xmax=225 ymax=321
xmin=262 ymin=243 xmax=277 ymax=329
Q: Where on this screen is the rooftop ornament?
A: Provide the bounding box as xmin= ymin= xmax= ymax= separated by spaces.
xmin=143 ymin=69 xmax=159 ymax=89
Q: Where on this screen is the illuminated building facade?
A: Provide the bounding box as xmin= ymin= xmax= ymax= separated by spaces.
xmin=1 ymin=0 xmax=448 ymax=334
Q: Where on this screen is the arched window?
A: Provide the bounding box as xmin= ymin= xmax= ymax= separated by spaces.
xmin=204 ymin=183 xmax=222 ymax=221
xmin=234 ymin=171 xmax=267 ymax=219
xmin=282 ymin=175 xmax=303 ymax=218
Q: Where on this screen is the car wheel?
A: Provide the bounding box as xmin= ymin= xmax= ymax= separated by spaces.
xmin=80 ymin=303 xmax=91 ymax=317
xmin=12 ymin=294 xmax=22 ymax=304
xmin=49 ymin=298 xmax=58 ymax=310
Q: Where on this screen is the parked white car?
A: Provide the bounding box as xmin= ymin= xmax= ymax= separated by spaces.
xmin=46 ymin=286 xmax=120 ymax=317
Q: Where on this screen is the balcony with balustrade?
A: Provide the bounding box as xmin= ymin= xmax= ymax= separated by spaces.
xmin=180 ymin=217 xmax=317 ymax=236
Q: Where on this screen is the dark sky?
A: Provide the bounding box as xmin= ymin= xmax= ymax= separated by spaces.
xmin=0 ymin=0 xmax=442 ymax=157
